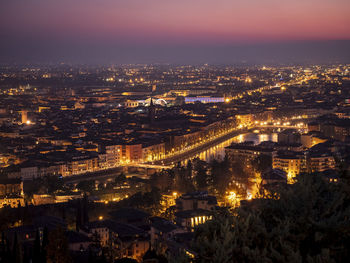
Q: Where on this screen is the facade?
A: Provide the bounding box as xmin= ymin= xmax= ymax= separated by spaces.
xmin=278 ymin=129 xmax=301 ymax=144
xmin=142 ymin=142 xmax=165 ymax=162
xmin=67 ymin=156 xmax=99 ymax=175
xmin=87 ymin=219 xmax=150 ymax=261
xmin=124 ymin=100 xmax=140 ymax=108
xmin=261 ymin=169 xmax=287 ymax=185
xmin=150 ymin=217 xmax=183 ymax=246
xmin=272 ymin=151 xmax=306 ymax=181
xmin=300 ymin=133 xmax=327 ymax=148
xmin=0 ymin=177 xmax=24 ymax=208
xmin=122 ymin=144 xmax=143 ymax=163
xmin=306 ymin=152 xmax=336 ymax=173
xmin=175 ymin=192 xmax=216 ymax=231
xmin=105 ymin=144 xmax=122 ymax=168
xmin=86 ymin=221 xmax=110 ymax=247
xmin=225 ymin=143 xmax=275 ymax=163
xmin=185 ymin=97 xmax=225 ymax=104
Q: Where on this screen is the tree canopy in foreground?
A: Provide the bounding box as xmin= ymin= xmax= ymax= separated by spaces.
xmin=191 ymin=173 xmax=350 ymax=263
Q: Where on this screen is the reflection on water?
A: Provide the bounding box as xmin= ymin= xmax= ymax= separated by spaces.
xmin=184 ymin=133 xmax=277 ymax=164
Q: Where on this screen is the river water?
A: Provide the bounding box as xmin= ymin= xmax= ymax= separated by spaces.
xmin=187 ymin=132 xmax=277 ymax=163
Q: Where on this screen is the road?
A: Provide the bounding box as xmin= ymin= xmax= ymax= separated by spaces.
xmin=151 ymin=128 xmax=249 ymax=166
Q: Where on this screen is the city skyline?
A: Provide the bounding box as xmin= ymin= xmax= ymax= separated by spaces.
xmin=0 ymin=1 xmax=350 ymax=262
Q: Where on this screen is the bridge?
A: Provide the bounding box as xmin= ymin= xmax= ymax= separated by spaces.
xmin=254 ymin=124 xmax=306 ymax=129
xmin=125 ymin=163 xmax=172 ymax=169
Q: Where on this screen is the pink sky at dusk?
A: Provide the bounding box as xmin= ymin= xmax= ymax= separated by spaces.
xmin=1 ymin=0 xmax=349 ymax=44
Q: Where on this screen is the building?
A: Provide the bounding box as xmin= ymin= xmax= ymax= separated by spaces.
xmin=278 ymin=129 xmax=301 ymax=144
xmin=225 ymin=142 xmax=275 ymax=164
xmin=104 ymin=144 xmax=122 ymax=168
xmin=185 ymin=97 xmax=225 ymax=104
xmin=175 ymin=191 xmax=217 ymax=211
xmin=306 ymin=151 xmax=336 ymax=173
xmin=0 ymin=177 xmax=24 ymax=208
xmin=121 ymin=144 xmax=143 ymax=163
xmin=67 ymin=155 xmax=99 ymax=176
xmin=272 ymin=151 xmax=306 ymax=182
xmin=261 ymin=169 xmax=287 ymax=185
xmin=300 ymin=133 xmax=327 ymax=148
xmin=175 ymin=209 xmax=212 ymax=230
xmin=85 ymin=220 xmax=110 ymax=247
xmin=124 ymin=100 xmax=140 ymax=108
xmin=67 ymin=231 xmax=92 ymax=251
xmin=174 ymin=192 xmax=217 ymax=231
xmin=142 ymin=142 xmax=165 ymax=162
xmin=86 ymin=219 xmax=150 ymax=261
xmin=21 ymin=110 xmax=28 ymax=124
xmin=150 ymin=217 xmax=183 ymax=246
xmin=235 ymin=114 xmax=254 ymax=127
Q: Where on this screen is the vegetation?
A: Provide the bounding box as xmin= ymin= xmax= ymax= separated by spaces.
xmin=190 ymin=173 xmax=350 ymax=263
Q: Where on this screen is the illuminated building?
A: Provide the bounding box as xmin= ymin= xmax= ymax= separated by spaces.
xmin=124 ymin=100 xmax=140 ymax=108
xmin=0 ymin=177 xmax=24 ymax=208
xmin=21 ymin=110 xmax=28 ymax=124
xmin=142 ymin=142 xmax=165 ymax=162
xmin=185 ymin=97 xmax=225 ymax=104
xmin=300 ymin=133 xmax=327 ymax=148
xmin=104 ymin=144 xmax=122 ymax=168
xmin=272 ymin=151 xmax=306 ymax=182
xmin=235 ymin=114 xmax=254 ymax=127
xmin=175 ymin=192 xmax=216 ymax=230
xmin=225 ymin=142 xmax=275 ymax=163
xmin=67 ymin=155 xmax=99 ymax=175
xmin=175 ymin=210 xmax=212 ymax=230
xmin=122 ymin=144 xmax=143 ymax=163
xmin=307 ymin=122 xmax=320 ymax=132
xmin=152 ymin=84 xmax=157 ymax=92
xmin=306 ymin=152 xmax=336 ymax=173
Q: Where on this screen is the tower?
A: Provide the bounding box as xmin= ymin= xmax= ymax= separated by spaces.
xmin=148 ymin=98 xmax=155 ymax=124
xmin=21 ymin=110 xmax=28 ymax=124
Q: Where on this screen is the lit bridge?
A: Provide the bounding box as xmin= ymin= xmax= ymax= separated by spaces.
xmin=125 ymin=163 xmax=173 ymax=169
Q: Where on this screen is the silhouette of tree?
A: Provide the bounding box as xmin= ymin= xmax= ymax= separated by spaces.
xmin=12 ymin=232 xmax=22 ymax=263
xmin=46 ymin=228 xmax=72 ymax=263
xmin=33 ymin=230 xmax=41 ymax=263
xmin=192 ymin=173 xmax=350 ymax=263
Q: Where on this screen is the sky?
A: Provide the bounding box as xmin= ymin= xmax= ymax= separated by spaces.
xmin=0 ymin=0 xmax=349 ymax=64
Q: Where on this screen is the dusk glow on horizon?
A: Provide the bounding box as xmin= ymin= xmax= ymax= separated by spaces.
xmin=1 ymin=0 xmax=349 ymax=63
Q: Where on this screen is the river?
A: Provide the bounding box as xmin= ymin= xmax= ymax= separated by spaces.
xmin=184 ymin=132 xmax=277 ymax=164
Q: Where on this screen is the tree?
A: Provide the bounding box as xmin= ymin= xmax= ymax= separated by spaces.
xmin=76 ymin=180 xmax=95 ymax=193
xmin=41 ymin=227 xmax=49 ymax=263
xmin=82 ymin=193 xmax=89 ymax=225
xmin=46 ymin=176 xmax=64 ymax=194
xmin=251 ymin=154 xmax=272 ymax=174
xmin=114 ymin=258 xmax=137 ymax=263
xmin=150 ymin=172 xmax=173 ymax=192
xmin=33 ymin=230 xmax=41 ymax=263
xmin=194 ymin=161 xmax=209 ymax=190
xmin=0 ymin=232 xmax=11 ymax=263
xmin=210 ymin=158 xmax=231 ymax=196
xmin=12 ymin=232 xmax=22 ymax=263
xmin=115 ymin=173 xmax=126 ymax=186
xmin=46 ymin=228 xmax=72 ymax=263
xmin=191 ymin=173 xmax=350 ymax=263
xmin=76 ymin=199 xmax=82 ymax=231
xmin=143 ymin=249 xmax=168 ymax=263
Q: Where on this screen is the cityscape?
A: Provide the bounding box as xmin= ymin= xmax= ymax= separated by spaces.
xmin=1 ymin=1 xmax=350 ymax=263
